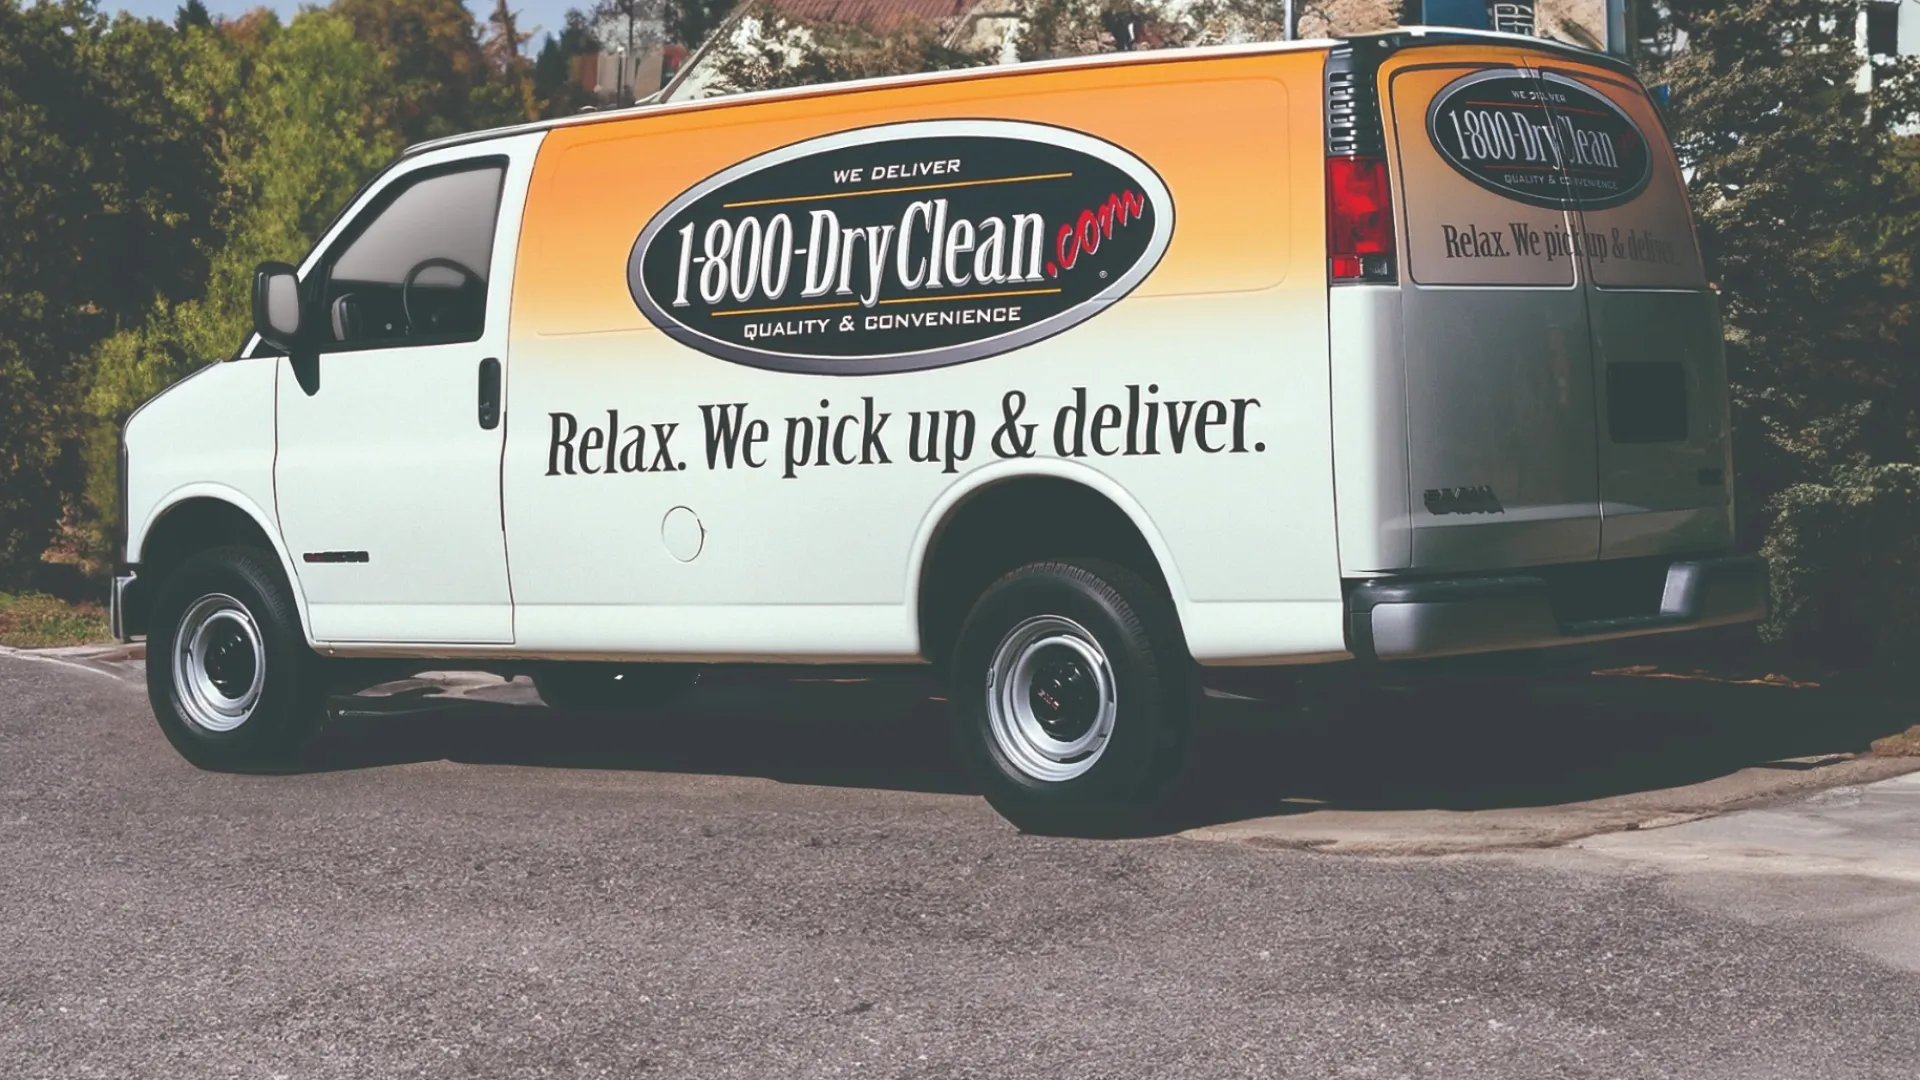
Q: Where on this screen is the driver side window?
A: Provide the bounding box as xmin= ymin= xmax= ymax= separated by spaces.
xmin=318 ymin=161 xmax=505 ymax=349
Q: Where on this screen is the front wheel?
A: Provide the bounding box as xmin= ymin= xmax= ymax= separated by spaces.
xmin=951 ymin=559 xmax=1193 ymax=836
xmin=146 ymin=546 xmax=326 ymax=772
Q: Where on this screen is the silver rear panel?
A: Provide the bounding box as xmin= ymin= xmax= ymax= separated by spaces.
xmin=1588 ymin=288 xmax=1734 ymax=558
xmin=1332 ymin=49 xmax=1731 ymax=578
xmin=1401 ymin=283 xmax=1601 ymax=570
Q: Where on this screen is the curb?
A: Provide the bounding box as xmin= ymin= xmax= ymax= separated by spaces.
xmin=1180 ymin=755 xmax=1920 ymax=857
xmin=0 ymin=642 xmax=144 ymax=682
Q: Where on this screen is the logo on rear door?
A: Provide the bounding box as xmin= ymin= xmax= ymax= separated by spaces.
xmin=627 ymin=119 xmax=1174 ymax=376
xmin=1426 ymin=69 xmax=1652 ymax=211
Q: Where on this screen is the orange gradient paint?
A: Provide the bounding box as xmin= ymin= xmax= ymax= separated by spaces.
xmin=510 ymin=51 xmax=1331 ymax=339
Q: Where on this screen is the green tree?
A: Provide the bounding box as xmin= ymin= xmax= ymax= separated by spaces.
xmin=533 ymin=9 xmax=603 ymax=116
xmin=174 ymin=0 xmax=211 ymax=32
xmin=80 ymin=9 xmax=401 ymax=562
xmin=1650 ymin=0 xmax=1920 ymax=664
xmin=1009 ymin=0 xmax=1398 ymax=60
xmin=1014 ymin=0 xmax=1204 ymax=60
xmin=478 ymin=0 xmax=541 ymax=122
xmin=0 ymin=0 xmax=223 ymax=588
xmin=699 ymin=2 xmax=994 ymax=95
xmin=332 ymin=0 xmax=506 ymax=142
xmin=668 ymin=0 xmax=735 ymax=52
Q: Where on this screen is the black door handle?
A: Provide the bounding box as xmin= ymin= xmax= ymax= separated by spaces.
xmin=477 ymin=357 xmax=501 ymax=430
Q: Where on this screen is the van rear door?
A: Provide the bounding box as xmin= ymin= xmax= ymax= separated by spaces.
xmin=1531 ymin=60 xmax=1734 ymax=560
xmin=1383 ymin=48 xmax=1601 ymax=571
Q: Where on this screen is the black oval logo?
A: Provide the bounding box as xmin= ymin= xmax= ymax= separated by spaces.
xmin=627 ymin=120 xmax=1174 ymax=375
xmin=1426 ymin=69 xmax=1652 ymax=211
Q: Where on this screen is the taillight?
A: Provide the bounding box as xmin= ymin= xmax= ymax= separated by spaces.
xmin=1327 ymin=155 xmax=1395 ymax=283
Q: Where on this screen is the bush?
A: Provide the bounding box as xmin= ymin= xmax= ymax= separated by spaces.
xmin=0 ymin=2 xmax=225 ymax=588
xmin=1761 ymin=464 xmax=1920 ymax=669
xmin=77 ymin=10 xmax=401 ymax=573
xmin=694 ymin=2 xmax=995 ymax=96
xmin=0 ymin=592 xmax=111 ymax=648
xmin=1650 ymin=1 xmax=1920 ymax=672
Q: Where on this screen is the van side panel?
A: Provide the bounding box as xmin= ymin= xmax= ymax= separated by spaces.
xmin=500 ymin=52 xmax=1346 ymax=663
xmin=1328 ymin=286 xmax=1411 ymax=572
xmin=124 ymin=361 xmax=308 ymax=631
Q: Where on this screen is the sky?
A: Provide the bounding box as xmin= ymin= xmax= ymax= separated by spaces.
xmin=105 ymin=0 xmax=579 ymax=50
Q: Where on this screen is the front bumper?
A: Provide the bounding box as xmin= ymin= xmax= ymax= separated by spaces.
xmin=110 ymin=569 xmax=145 ymax=643
xmin=1346 ymin=554 xmax=1768 ymax=662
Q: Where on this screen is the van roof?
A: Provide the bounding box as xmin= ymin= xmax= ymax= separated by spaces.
xmin=403 ymin=27 xmax=1638 ymax=160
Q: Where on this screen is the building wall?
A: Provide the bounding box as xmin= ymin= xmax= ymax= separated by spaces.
xmin=1398 ymin=0 xmax=1617 ymax=53
xmin=1298 ymin=0 xmax=1401 ymax=39
xmin=594 ymin=46 xmax=666 ymax=100
xmin=662 ymin=0 xmax=1631 ymax=105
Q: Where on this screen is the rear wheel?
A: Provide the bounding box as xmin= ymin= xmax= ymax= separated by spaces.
xmin=532 ymin=663 xmax=699 ymax=713
xmin=147 ymin=546 xmax=326 ymax=772
xmin=951 ymin=559 xmax=1193 ymax=836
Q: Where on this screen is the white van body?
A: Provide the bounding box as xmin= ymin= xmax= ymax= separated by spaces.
xmin=113 ymin=29 xmax=1765 ymax=830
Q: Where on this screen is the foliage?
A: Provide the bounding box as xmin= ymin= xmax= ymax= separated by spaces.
xmin=698 ymin=2 xmax=995 ymax=95
xmin=481 ymin=0 xmax=542 ymax=124
xmin=1013 ymin=0 xmax=1205 ymax=59
xmin=1646 ymin=1 xmax=1920 ymax=659
xmin=80 ymin=10 xmax=402 ymax=565
xmin=332 ymin=0 xmax=525 ymax=142
xmin=176 ymin=0 xmax=212 ymax=31
xmin=1011 ymin=0 xmax=1394 ymax=60
xmin=668 ymin=0 xmax=737 ymax=54
xmin=534 ymin=10 xmax=604 ymax=114
xmin=0 ymin=592 xmax=111 ymax=648
xmin=5 ymin=0 xmax=571 ymax=589
xmin=1762 ymin=463 xmax=1920 ymax=668
xmin=0 ymin=0 xmax=225 ymax=589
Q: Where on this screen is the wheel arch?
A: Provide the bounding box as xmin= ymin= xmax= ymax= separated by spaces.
xmin=130 ymin=486 xmax=310 ymax=641
xmin=908 ymin=461 xmax=1193 ymax=668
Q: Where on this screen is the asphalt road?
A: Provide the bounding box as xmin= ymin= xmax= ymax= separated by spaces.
xmin=5 ymin=651 xmax=1920 ymax=1079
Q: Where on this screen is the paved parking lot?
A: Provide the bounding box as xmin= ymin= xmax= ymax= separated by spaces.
xmin=4 ymin=649 xmax=1919 ymax=1079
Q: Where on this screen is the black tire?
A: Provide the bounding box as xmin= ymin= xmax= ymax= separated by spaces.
xmin=146 ymin=545 xmax=325 ymax=772
xmin=951 ymin=558 xmax=1193 ymax=837
xmin=531 ymin=663 xmax=700 ymax=713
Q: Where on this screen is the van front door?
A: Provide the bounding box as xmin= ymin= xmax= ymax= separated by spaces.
xmin=272 ymin=141 xmax=537 ymax=644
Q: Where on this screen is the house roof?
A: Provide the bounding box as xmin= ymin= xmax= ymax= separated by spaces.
xmin=403 ymin=27 xmax=1628 ymax=160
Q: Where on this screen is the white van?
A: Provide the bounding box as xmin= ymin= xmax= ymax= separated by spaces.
xmin=112 ymin=28 xmax=1765 ymax=833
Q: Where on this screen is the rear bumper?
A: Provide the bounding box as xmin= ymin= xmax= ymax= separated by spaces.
xmin=1346 ymin=554 xmax=1767 ymax=662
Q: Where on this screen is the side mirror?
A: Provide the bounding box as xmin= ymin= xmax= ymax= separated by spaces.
xmin=251 ymin=261 xmax=319 ymax=395
xmin=251 ymin=262 xmax=303 ymax=348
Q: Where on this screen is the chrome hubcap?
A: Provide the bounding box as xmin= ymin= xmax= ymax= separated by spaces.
xmin=986 ymin=615 xmax=1117 ymax=783
xmin=172 ymin=594 xmax=265 ymax=734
